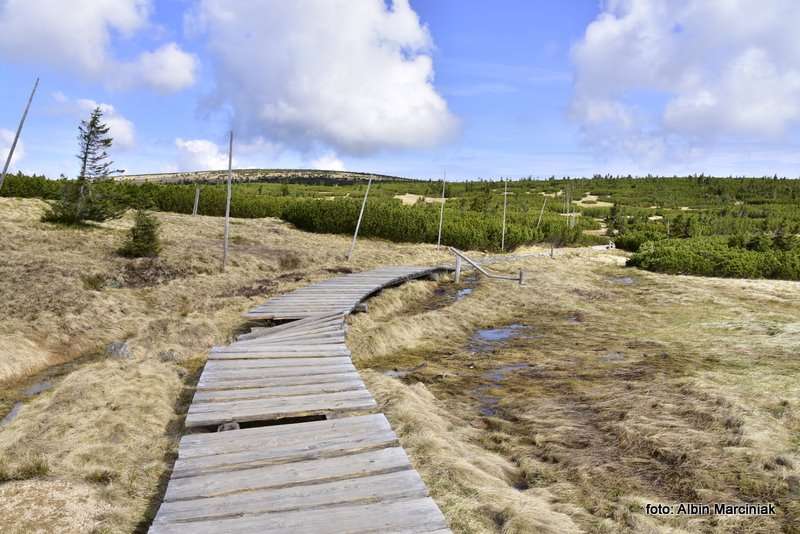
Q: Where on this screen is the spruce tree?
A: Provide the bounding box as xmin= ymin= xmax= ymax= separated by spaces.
xmin=78 ymin=107 xmax=114 ymax=180
xmin=42 ymin=107 xmax=123 ymax=224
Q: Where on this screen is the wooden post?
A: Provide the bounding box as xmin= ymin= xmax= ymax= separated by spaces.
xmin=535 ymin=196 xmax=547 ymax=231
xmin=501 ymin=180 xmax=508 ymax=251
xmin=0 ymin=77 xmax=38 ymax=193
xmin=192 ymin=184 xmax=200 ymax=215
xmin=347 ymin=177 xmax=372 ymax=261
xmin=518 ymin=269 xmax=524 ymax=285
xmin=222 ymin=131 xmax=233 ymax=271
xmin=454 ymin=254 xmax=462 ymax=283
xmin=436 ymin=169 xmax=446 ymax=249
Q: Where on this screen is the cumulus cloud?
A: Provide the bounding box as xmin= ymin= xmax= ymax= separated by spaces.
xmin=571 ymin=0 xmax=800 ymax=162
xmin=78 ymin=100 xmax=136 ymax=150
xmin=174 ymin=138 xmax=230 ymax=171
xmin=189 ymin=0 xmax=458 ymax=155
xmin=0 ymin=0 xmax=196 ymax=92
xmin=310 ymin=153 xmax=345 ymax=171
xmin=0 ymin=129 xmax=24 ymax=168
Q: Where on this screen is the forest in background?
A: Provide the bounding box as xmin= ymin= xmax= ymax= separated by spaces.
xmin=3 ymin=172 xmax=800 ymax=279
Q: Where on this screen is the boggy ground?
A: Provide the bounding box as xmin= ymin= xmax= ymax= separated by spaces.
xmin=348 ymin=252 xmax=800 ymax=533
xmin=0 ymin=197 xmax=450 ymax=533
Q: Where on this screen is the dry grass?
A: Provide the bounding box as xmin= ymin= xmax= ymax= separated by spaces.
xmin=0 ymin=196 xmax=450 ymax=533
xmin=349 ymin=252 xmax=800 ymax=533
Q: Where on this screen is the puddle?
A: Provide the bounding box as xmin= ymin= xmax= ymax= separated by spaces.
xmin=475 ymin=325 xmax=525 ymax=341
xmin=475 ymin=386 xmax=500 ymax=416
xmin=23 ymin=380 xmax=52 ymax=396
xmin=0 ymin=351 xmax=104 ymax=428
xmin=427 ymin=274 xmax=479 ymax=310
xmin=600 ymin=351 xmax=626 ymax=363
xmin=483 ymin=363 xmax=530 ymax=382
xmin=609 ymin=276 xmax=636 ymax=285
xmin=0 ymin=402 xmax=22 ymax=427
xmin=468 ymin=324 xmax=537 ymax=352
xmin=474 ymin=362 xmax=531 ymax=417
xmin=1 ymin=381 xmax=51 ymax=428
xmin=456 ymin=287 xmax=473 ymax=299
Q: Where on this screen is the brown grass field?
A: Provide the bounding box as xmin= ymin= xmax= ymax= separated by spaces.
xmin=1 ymin=196 xmax=798 ymax=533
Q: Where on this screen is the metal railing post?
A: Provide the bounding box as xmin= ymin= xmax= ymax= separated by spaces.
xmin=454 ymin=254 xmax=462 ymax=283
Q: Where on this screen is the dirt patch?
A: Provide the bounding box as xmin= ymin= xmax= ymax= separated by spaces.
xmin=394 ymin=193 xmax=446 ymax=206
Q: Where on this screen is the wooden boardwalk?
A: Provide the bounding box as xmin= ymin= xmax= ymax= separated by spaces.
xmin=150 ymin=266 xmax=450 ymax=533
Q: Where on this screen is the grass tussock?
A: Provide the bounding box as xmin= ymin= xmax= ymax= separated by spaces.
xmin=350 ymin=252 xmax=800 ymax=533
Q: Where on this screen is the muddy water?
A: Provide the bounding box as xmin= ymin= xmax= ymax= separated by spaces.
xmin=426 ymin=273 xmax=479 ymax=310
xmin=475 ymin=363 xmax=531 ymax=416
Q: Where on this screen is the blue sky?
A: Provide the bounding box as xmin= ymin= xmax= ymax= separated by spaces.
xmin=2 ymin=0 xmax=800 ymax=180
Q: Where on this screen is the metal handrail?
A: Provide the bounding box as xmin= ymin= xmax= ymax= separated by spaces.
xmin=448 ymin=247 xmax=524 ymax=285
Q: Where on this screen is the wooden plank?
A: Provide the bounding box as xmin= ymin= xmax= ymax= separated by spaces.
xmin=204 ymin=357 xmax=352 ymax=370
xmin=185 ymin=389 xmax=376 ymax=427
xmin=193 ymin=380 xmax=365 ymax=403
xmin=199 ymin=364 xmax=356 ymax=381
xmin=178 ymin=414 xmax=391 ymax=457
xmin=195 ymin=372 xmax=363 ymax=391
xmin=208 ymin=349 xmax=350 ymax=360
xmin=152 ymin=471 xmax=427 ymax=526
xmin=236 ymin=329 xmax=345 ymax=344
xmin=229 ymin=339 xmax=347 ymax=350
xmin=150 ymin=497 xmax=449 ymax=534
xmin=172 ymin=422 xmax=397 ymax=477
xmin=163 ymin=446 xmax=411 ymax=501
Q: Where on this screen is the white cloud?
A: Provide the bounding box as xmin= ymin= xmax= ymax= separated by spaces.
xmin=77 ymin=100 xmax=136 ymax=150
xmin=571 ymin=0 xmax=800 ymax=163
xmin=189 ymin=0 xmax=458 ymax=155
xmin=310 ymin=153 xmax=345 ymax=171
xmin=0 ymin=0 xmax=196 ymax=92
xmin=0 ymin=129 xmax=24 ymax=168
xmin=118 ymin=43 xmax=198 ymax=93
xmin=174 ymin=138 xmax=230 ymax=171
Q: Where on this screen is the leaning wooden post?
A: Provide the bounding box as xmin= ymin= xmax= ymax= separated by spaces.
xmin=222 ymin=131 xmax=233 ymax=271
xmin=192 ymin=184 xmax=200 ymax=215
xmin=436 ymin=169 xmax=446 ymax=249
xmin=501 ymin=179 xmax=508 ymax=251
xmin=454 ymin=254 xmax=462 ymax=284
xmin=347 ymin=177 xmax=372 ymax=261
xmin=0 ymin=77 xmax=38 ymax=193
xmin=535 ymin=196 xmax=547 ymax=231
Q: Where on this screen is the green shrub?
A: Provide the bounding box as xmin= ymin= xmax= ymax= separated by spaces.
xmin=615 ymin=228 xmax=667 ymax=252
xmin=628 ymin=237 xmax=800 ymax=280
xmin=118 ymin=210 xmax=161 ymax=257
xmin=41 ymin=180 xmax=123 ymax=225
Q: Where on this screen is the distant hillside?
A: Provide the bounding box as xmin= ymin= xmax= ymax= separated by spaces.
xmin=117 ymin=168 xmax=416 ymax=185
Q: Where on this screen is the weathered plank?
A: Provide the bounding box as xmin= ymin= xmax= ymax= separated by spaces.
xmin=152 ymin=470 xmax=427 ymax=525
xmin=172 ymin=420 xmax=397 ymax=477
xmin=195 ymin=372 xmax=363 ymax=391
xmin=151 ymin=497 xmax=449 ymax=534
xmin=203 ymin=357 xmax=352 ymax=370
xmin=185 ymin=389 xmax=376 ymax=427
xmin=193 ymin=381 xmax=365 ymax=403
xmin=178 ymin=414 xmax=392 ymax=457
xmin=163 ymin=446 xmax=411 ymax=501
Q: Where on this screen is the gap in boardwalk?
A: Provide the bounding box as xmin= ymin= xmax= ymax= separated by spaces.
xmin=239 ymin=414 xmax=327 ymax=429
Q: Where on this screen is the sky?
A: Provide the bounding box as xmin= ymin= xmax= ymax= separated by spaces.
xmin=2 ymin=0 xmax=800 ymax=180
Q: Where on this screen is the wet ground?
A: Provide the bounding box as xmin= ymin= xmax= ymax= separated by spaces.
xmin=0 ymin=353 xmax=100 ymax=428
